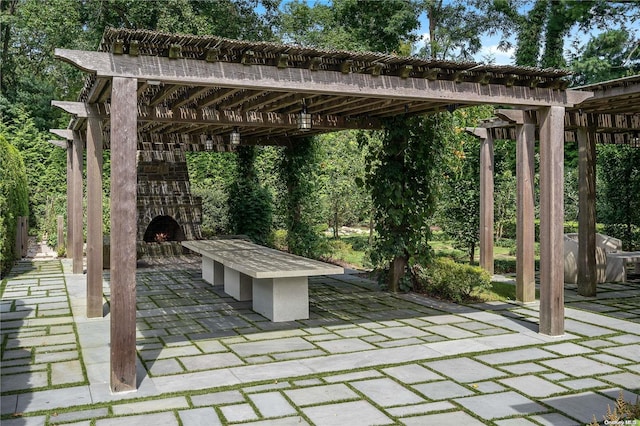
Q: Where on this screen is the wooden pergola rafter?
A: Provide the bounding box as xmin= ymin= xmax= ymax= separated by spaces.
xmin=50 ymin=28 xmax=594 ymax=393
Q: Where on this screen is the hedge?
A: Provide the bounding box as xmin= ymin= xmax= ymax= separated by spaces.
xmin=0 ymin=135 xmax=30 ymax=277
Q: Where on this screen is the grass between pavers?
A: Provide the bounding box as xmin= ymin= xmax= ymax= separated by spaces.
xmin=3 ymin=332 xmax=637 ymax=425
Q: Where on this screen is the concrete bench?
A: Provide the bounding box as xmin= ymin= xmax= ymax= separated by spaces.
xmin=182 ymin=240 xmax=344 ymax=321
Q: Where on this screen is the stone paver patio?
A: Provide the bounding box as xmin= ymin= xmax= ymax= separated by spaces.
xmin=1 ymin=256 xmax=639 ymax=425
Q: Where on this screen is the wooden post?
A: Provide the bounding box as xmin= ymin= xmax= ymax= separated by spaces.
xmin=86 ymin=114 xmax=104 ymax=317
xmin=57 ymin=215 xmax=64 ymax=253
xmin=538 ymin=106 xmax=565 ymax=336
xmin=516 ymin=112 xmax=536 ymax=303
xmin=479 ymin=128 xmax=494 ymax=274
xmin=110 ymin=76 xmax=138 ymax=393
xmin=577 ymin=113 xmax=597 ymax=297
xmin=72 ymin=132 xmax=84 ymax=274
xmin=67 ymin=141 xmax=73 ymax=258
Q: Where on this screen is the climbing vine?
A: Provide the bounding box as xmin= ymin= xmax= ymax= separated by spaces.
xmin=227 ymin=146 xmax=273 ymax=245
xmin=280 ymin=137 xmax=325 ymax=258
xmin=364 ymin=114 xmax=450 ymax=291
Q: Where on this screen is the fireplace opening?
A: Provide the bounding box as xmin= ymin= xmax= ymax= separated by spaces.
xmin=143 ymin=215 xmax=186 ymax=243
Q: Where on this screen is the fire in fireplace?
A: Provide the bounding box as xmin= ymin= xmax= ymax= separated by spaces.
xmin=143 ymin=215 xmax=185 ymax=243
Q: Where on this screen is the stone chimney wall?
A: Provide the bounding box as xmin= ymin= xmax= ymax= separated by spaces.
xmin=136 ymin=150 xmax=202 ymax=251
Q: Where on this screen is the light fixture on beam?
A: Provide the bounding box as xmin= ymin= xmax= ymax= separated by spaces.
xmin=230 ymin=127 xmax=241 ymax=145
xmin=204 ymin=135 xmax=214 ymax=151
xmin=298 ymin=100 xmax=312 ymax=131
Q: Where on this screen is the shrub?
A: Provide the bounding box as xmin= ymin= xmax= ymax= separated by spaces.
xmin=415 ymin=257 xmax=492 ymax=302
xmin=603 ymin=223 xmax=640 ymax=251
xmin=0 ymin=136 xmax=29 ymax=277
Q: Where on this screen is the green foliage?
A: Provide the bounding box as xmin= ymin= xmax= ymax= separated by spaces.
xmin=192 ymin=183 xmax=230 ymax=238
xmin=365 ymin=114 xmax=447 ymax=290
xmin=280 ymin=137 xmax=326 ymax=258
xmin=437 ymin=106 xmax=494 ymax=263
xmin=316 ymin=131 xmax=370 ymax=238
xmin=228 ymin=146 xmax=273 ymax=246
xmin=0 ymin=135 xmax=29 ymax=276
xmin=415 ymin=257 xmax=492 ymax=303
xmin=596 ymin=144 xmax=640 ymax=250
xmin=570 ymin=29 xmax=640 ymax=86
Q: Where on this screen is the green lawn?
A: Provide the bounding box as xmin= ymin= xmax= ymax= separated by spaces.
xmin=326 ymin=231 xmax=541 ymax=302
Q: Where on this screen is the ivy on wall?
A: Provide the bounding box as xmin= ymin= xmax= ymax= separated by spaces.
xmin=365 ymin=114 xmax=449 ymax=292
xmin=280 ymin=137 xmax=325 ymax=258
xmin=227 ymin=146 xmax=273 ymax=245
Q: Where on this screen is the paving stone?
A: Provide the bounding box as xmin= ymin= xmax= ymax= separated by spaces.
xmin=583 ymin=339 xmax=616 ymax=348
xmin=314 ymin=337 xmax=377 ymax=353
xmin=475 ymin=348 xmax=557 ymax=365
xmin=494 ymin=419 xmax=539 ymax=426
xmin=302 ymin=400 xmax=393 ymax=426
xmin=0 ymin=416 xmax=48 ymax=426
xmin=284 ymin=384 xmax=358 ymax=406
xmin=376 ymin=337 xmax=424 ymax=348
xmin=180 ymin=352 xmax=244 ymax=371
xmin=50 ymin=359 xmax=85 ymax=385
xmin=540 ymin=356 xmax=621 ymax=377
xmin=602 ymin=344 xmax=640 ymax=362
xmin=385 ymin=401 xmax=455 ymax=417
xmin=473 ymin=381 xmax=506 ymax=393
xmin=323 ymin=370 xmax=383 ymax=383
xmin=608 ymin=334 xmax=640 ymax=344
xmin=413 ymin=380 xmax=475 ymax=400
xmin=34 ymin=349 xmax=78 ymax=363
xmin=111 ymin=396 xmax=189 ymax=416
xmin=49 ymin=408 xmax=109 ymax=423
xmin=600 ymin=371 xmax=640 ymax=389
xmin=564 ymin=319 xmax=616 ymax=337
xmin=333 ymin=327 xmax=374 ymax=338
xmin=1 ymin=395 xmax=17 ymax=415
xmin=230 ymin=337 xmax=315 ymax=357
xmin=271 ymin=349 xmax=326 ymax=360
xmin=588 ymin=353 xmax=634 ymax=366
xmin=373 ymin=326 xmax=431 ymax=339
xmin=16 ymin=385 xmax=92 ymax=413
xmin=190 ymin=390 xmax=245 ymax=407
xmin=148 ymin=358 xmax=185 ymax=375
xmin=542 ymin=391 xmax=615 ymax=424
xmin=194 ymin=340 xmax=227 ymax=353
xmin=351 ymin=378 xmax=424 ymax=407
xmin=399 ymin=410 xmax=486 ymax=426
xmin=1 ymin=371 xmax=49 ymax=392
xmin=96 ymin=412 xmax=179 ymax=426
xmin=544 ymin=342 xmax=595 ymax=355
xmin=499 ymin=375 xmax=567 ymax=397
xmin=424 ymin=357 xmax=506 ymax=383
xmin=529 ymin=412 xmax=582 ymax=426
xmin=382 ymin=364 xmax=442 ymax=384
xmin=219 ymin=403 xmax=258 ymax=423
xmin=455 ymin=391 xmax=548 ymax=420
xmin=560 ymin=377 xmax=607 ymax=390
xmin=178 ymin=407 xmax=222 ymax=426
xmin=244 ymin=382 xmax=291 ymax=393
xmin=425 ymin=324 xmax=478 ymax=339
xmin=238 ymin=417 xmax=309 ymax=425
xmin=249 ymin=392 xmax=297 ymax=417
xmin=540 ymin=372 xmax=568 ymax=381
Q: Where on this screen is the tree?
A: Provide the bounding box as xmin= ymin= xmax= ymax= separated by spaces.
xmin=570 ymin=29 xmax=640 ymax=86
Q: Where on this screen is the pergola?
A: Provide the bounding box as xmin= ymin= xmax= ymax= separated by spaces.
xmin=468 ymin=74 xmax=640 ymax=302
xmin=50 ymin=28 xmax=593 ymax=393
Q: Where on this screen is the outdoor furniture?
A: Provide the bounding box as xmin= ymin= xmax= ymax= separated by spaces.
xmin=563 ymin=233 xmax=636 ymax=283
xmin=182 ymin=239 xmax=344 ymax=322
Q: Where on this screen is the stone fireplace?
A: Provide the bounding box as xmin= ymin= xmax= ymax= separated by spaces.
xmin=137 ymin=150 xmax=202 ymax=255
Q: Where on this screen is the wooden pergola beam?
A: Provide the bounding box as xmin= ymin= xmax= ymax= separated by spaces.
xmin=55 ymin=49 xmax=593 ymax=108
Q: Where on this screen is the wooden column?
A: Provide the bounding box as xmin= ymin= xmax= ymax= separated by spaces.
xmin=67 ymin=141 xmax=73 ymax=258
xmin=538 ymin=106 xmax=565 ymax=336
xmin=86 ymin=115 xmax=104 ymax=317
xmin=110 ymin=77 xmax=138 ymax=393
xmin=479 ymin=129 xmax=494 ymax=274
xmin=517 ymin=115 xmax=536 ymax=303
xmin=496 ymin=109 xmax=536 ymax=303
xmin=71 ymin=132 xmax=84 ymax=274
xmin=577 ymin=114 xmax=597 ymax=297
xmin=57 ymin=215 xmax=64 ymax=253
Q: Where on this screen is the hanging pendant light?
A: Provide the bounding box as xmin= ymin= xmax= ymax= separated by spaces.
xmin=204 ymin=135 xmax=214 ymax=151
xmin=230 ymin=127 xmax=241 ymax=145
xmin=298 ymin=100 xmax=312 ymax=131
